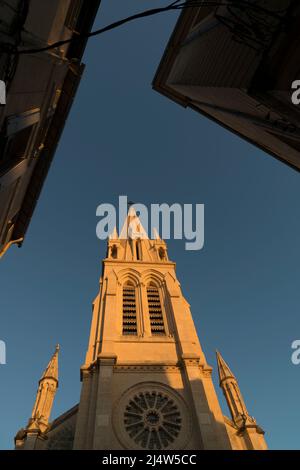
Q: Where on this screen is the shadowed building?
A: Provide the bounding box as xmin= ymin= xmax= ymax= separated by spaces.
xmin=0 ymin=0 xmax=100 ymax=258
xmin=15 ymin=209 xmax=267 ymax=450
xmin=153 ymin=0 xmax=300 ymax=171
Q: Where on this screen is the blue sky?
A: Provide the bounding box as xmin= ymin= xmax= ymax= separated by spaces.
xmin=1 ymin=1 xmax=300 ymax=449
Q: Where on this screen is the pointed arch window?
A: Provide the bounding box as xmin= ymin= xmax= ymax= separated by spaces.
xmin=158 ymin=247 xmax=166 ymax=261
xmin=122 ymin=283 xmax=137 ymax=335
xmin=147 ymin=285 xmax=165 ymax=335
xmin=111 ymin=245 xmax=118 ymax=259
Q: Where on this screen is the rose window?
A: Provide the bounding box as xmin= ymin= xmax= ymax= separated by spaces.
xmin=123 ymin=391 xmax=182 ymax=449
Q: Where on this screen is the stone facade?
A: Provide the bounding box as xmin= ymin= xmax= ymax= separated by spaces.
xmin=15 ymin=209 xmax=267 ymax=450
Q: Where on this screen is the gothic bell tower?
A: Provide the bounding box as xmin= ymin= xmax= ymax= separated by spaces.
xmin=73 ymin=208 xmax=267 ymax=450
xmin=14 ymin=208 xmax=267 ymax=450
xmin=74 ymin=209 xmax=225 ymax=450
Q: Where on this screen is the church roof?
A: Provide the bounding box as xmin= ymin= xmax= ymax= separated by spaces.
xmin=49 ymin=404 xmax=79 ymax=431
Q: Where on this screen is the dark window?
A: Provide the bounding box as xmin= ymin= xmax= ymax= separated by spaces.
xmin=111 ymin=245 xmax=118 ymax=259
xmin=147 ymin=286 xmax=165 ymax=335
xmin=159 ymin=247 xmax=166 ymax=261
xmin=0 ymin=125 xmax=32 ymax=164
xmin=122 ymin=285 xmax=137 ymax=335
xmin=136 ymin=240 xmax=141 ymax=260
xmin=0 ymin=109 xmax=40 ymax=167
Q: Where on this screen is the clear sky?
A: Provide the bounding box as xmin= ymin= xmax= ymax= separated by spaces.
xmin=1 ymin=1 xmax=300 ymax=450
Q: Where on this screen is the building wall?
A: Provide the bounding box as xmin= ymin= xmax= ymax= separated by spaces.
xmin=0 ymin=0 xmax=99 ymax=256
xmin=153 ymin=1 xmax=300 ymax=171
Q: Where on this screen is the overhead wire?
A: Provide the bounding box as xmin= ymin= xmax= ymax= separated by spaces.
xmin=15 ymin=0 xmax=287 ymax=55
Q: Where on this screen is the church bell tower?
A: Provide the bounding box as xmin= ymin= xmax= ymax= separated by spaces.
xmin=73 ymin=208 xmax=267 ymax=450
xmin=15 ymin=207 xmax=267 ymax=450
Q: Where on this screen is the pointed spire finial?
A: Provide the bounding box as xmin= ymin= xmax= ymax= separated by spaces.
xmin=119 ymin=205 xmax=148 ymax=240
xmin=216 ymin=350 xmax=235 ymax=385
xmin=40 ymin=344 xmax=59 ymax=383
xmin=153 ymin=228 xmax=161 ymax=240
xmin=109 ymin=227 xmax=119 ymax=240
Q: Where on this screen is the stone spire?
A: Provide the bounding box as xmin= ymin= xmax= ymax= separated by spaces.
xmin=28 ymin=345 xmax=59 ymax=433
xmin=106 ymin=207 xmax=168 ymax=263
xmin=119 ymin=206 xmax=148 ymax=240
xmin=216 ymin=350 xmax=251 ymax=426
xmin=40 ymin=344 xmax=59 ymax=382
xmin=152 ymin=227 xmax=161 ymax=240
xmin=15 ymin=345 xmax=60 ymax=449
xmin=216 ymin=350 xmax=235 ymax=383
xmin=216 ymin=351 xmax=267 ymax=449
xmin=109 ymin=227 xmax=118 ymax=240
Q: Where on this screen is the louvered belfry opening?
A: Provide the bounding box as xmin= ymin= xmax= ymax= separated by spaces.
xmin=122 ymin=284 xmax=138 ymax=335
xmin=147 ymin=286 xmax=165 ymax=335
